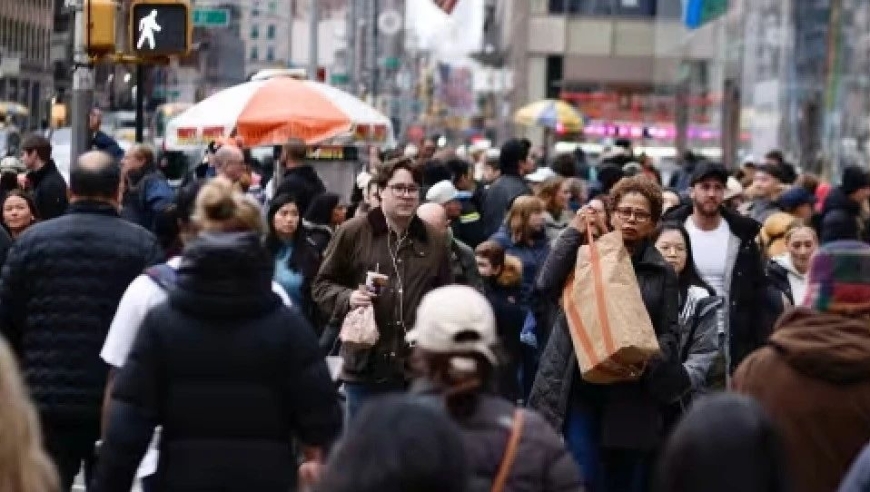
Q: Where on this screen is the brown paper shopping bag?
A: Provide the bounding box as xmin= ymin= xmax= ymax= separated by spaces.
xmin=562 ymin=228 xmax=660 ymax=384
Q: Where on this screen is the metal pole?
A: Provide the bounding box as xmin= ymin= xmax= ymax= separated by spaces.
xmin=71 ymin=0 xmax=94 ymax=162
xmin=308 ymin=0 xmax=318 ymax=79
xmin=371 ymin=0 xmax=379 ymax=102
xmin=135 ymin=64 xmax=145 ymax=142
xmin=287 ymin=0 xmax=294 ymax=66
xmin=347 ymin=0 xmax=356 ymax=90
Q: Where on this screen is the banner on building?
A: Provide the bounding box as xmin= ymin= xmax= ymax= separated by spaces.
xmin=435 ymin=63 xmax=475 ymax=118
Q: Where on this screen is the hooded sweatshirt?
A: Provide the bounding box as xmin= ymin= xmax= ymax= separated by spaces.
xmin=734 ymin=308 xmax=870 ymax=492
xmin=771 ymin=254 xmax=808 ymax=306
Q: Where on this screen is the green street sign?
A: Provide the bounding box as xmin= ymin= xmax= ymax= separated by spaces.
xmin=330 ymin=73 xmax=350 ymax=85
xmin=193 ymin=8 xmax=230 ymax=27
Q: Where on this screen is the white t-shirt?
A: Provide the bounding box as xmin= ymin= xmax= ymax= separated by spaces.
xmin=685 ymin=217 xmax=731 ymax=333
xmin=102 ymin=257 xmax=291 ymax=368
xmin=100 ymin=256 xmax=292 ymax=479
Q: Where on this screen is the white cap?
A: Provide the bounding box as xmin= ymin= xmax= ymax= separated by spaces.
xmin=725 ymin=176 xmax=744 ymax=200
xmin=404 ymin=143 xmax=419 ymax=158
xmin=425 ymin=180 xmax=459 ymax=204
xmin=525 ymin=166 xmax=557 ymax=183
xmin=406 ymin=285 xmax=498 ymax=364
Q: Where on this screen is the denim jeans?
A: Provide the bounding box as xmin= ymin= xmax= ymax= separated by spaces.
xmin=343 ymin=381 xmax=406 ymax=426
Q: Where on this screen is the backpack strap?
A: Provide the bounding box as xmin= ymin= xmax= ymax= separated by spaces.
xmin=491 ymin=409 xmax=525 ymax=492
xmin=144 ymin=263 xmax=178 ymax=291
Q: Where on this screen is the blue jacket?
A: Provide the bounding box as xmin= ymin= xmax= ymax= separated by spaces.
xmin=489 ymin=225 xmax=550 ymax=308
xmin=92 ymin=130 xmax=125 ymax=161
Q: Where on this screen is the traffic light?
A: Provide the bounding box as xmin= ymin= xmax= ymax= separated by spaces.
xmin=130 ymin=0 xmax=191 ymax=57
xmin=84 ymin=0 xmax=117 ymax=56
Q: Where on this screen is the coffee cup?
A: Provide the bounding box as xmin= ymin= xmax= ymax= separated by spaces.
xmin=365 ymin=272 xmax=389 ymax=296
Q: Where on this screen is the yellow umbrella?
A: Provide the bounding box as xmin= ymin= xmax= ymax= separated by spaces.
xmin=514 ymin=99 xmax=583 ymax=132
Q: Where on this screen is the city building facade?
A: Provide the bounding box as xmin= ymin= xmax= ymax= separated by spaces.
xmin=1 ymin=0 xmax=55 ymax=127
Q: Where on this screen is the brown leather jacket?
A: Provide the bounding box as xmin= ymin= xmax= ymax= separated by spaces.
xmin=313 ymin=207 xmax=452 ymax=383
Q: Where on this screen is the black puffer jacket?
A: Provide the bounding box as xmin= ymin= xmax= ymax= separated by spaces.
xmin=92 ymin=232 xmax=342 ymax=492
xmin=0 ymin=200 xmax=162 ymax=422
xmin=415 ymin=388 xmax=584 ymax=492
xmin=528 ymin=227 xmax=680 ymax=450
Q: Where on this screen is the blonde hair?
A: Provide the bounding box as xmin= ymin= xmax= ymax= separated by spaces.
xmin=192 ymin=177 xmax=265 ymax=235
xmin=0 ymin=339 xmax=59 ymax=492
xmin=536 ymin=176 xmax=567 ymax=217
xmin=506 ymin=196 xmax=545 ymax=245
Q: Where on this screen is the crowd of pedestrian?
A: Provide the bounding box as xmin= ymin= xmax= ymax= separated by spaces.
xmin=0 ymin=125 xmax=869 ymax=492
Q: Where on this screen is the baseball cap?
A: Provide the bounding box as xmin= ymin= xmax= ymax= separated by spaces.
xmin=0 ymin=156 xmax=25 ymax=174
xmin=725 ymin=176 xmax=744 ymax=201
xmin=525 ymin=166 xmax=557 ymax=183
xmin=406 ymin=285 xmax=498 ymax=364
xmin=425 ymin=180 xmax=459 ymax=205
xmin=691 ymin=162 xmax=729 ymax=186
xmin=777 ymin=187 xmax=816 ymax=210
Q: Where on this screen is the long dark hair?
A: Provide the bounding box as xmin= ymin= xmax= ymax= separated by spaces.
xmin=266 ymin=193 xmax=319 ymax=278
xmin=316 ymin=395 xmax=468 ymax=492
xmin=304 ymin=192 xmax=340 ymax=226
xmin=651 ymin=221 xmax=715 ymax=301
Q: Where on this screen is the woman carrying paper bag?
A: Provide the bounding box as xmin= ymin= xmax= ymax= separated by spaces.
xmin=528 ymin=177 xmax=683 ymax=492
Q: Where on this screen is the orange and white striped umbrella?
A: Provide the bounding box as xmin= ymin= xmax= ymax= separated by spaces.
xmin=165 ymin=77 xmax=394 ymax=150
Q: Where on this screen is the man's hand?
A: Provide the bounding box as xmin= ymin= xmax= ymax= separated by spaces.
xmin=349 ymin=286 xmax=373 ymax=308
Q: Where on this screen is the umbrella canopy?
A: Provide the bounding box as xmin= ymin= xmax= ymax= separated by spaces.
xmin=514 ymin=99 xmax=583 ymax=132
xmin=165 ymin=78 xmax=394 ymax=150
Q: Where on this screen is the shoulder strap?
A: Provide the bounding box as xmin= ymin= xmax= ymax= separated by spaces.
xmin=144 ymin=263 xmax=178 ymax=291
xmin=491 ymin=409 xmax=525 ymax=492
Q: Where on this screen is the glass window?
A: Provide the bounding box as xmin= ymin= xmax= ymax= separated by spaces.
xmin=251 ymin=24 xmax=259 ymax=39
xmin=267 ymin=24 xmax=275 ymax=39
xmin=268 ymin=1 xmax=277 ymax=13
xmin=250 ymin=46 xmax=259 ymax=61
xmin=266 ymin=46 xmax=275 ymax=61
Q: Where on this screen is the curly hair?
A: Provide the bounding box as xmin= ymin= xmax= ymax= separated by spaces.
xmin=609 ymin=175 xmax=664 ymax=223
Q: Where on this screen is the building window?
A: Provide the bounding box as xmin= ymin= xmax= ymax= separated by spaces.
xmin=268 ymin=1 xmax=277 ymax=13
xmin=250 ymin=46 xmax=259 ymax=61
xmin=267 ymin=24 xmax=275 ymax=39
xmin=266 ymin=46 xmax=275 ymax=61
xmin=251 ymin=24 xmax=259 ymax=39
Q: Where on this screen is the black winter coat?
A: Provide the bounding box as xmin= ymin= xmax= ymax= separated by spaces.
xmin=662 ymin=204 xmax=768 ymax=373
xmin=528 ymin=227 xmax=681 ymax=450
xmin=276 ymin=165 xmax=326 ymax=218
xmin=0 ymin=201 xmax=163 ymax=422
xmin=26 ymin=159 xmax=68 ymax=220
xmin=820 ymin=187 xmax=867 ymax=243
xmin=92 ymin=232 xmax=342 ymax=492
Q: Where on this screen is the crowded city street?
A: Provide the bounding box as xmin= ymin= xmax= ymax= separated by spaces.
xmin=2 ymin=0 xmax=870 ymax=491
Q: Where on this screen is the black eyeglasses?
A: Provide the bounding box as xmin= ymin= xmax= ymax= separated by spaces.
xmin=387 ymin=184 xmax=420 ymax=197
xmin=614 ymin=207 xmax=652 ymax=223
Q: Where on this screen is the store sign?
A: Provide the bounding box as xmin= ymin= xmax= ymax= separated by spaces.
xmin=306 ymin=146 xmax=359 ymax=161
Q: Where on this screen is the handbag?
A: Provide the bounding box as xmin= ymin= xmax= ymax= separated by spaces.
xmin=339 ymin=305 xmax=379 ymax=348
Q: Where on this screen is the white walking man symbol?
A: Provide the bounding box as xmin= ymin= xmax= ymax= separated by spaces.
xmin=136 ymin=9 xmax=162 ymax=50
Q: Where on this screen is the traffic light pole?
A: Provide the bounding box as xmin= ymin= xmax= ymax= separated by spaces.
xmin=135 ymin=64 xmax=145 ymax=142
xmin=71 ymin=0 xmax=95 ymax=163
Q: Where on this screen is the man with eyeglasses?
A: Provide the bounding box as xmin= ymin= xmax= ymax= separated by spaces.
xmin=313 ymin=157 xmax=452 ymax=422
xmin=663 ymin=162 xmax=767 ymax=382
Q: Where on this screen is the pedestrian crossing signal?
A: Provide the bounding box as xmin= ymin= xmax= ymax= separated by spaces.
xmin=130 ymin=0 xmax=191 ymax=57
